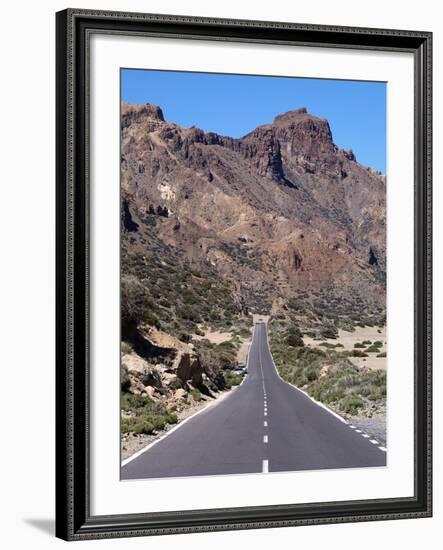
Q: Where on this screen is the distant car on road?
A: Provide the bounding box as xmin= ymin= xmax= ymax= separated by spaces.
xmin=233 ymin=363 xmax=248 ymax=375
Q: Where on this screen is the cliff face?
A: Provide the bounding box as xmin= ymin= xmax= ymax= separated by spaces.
xmin=121 ymin=102 xmax=386 ymax=311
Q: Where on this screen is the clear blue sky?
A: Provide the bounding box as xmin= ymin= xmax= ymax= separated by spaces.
xmin=121 ymin=69 xmax=386 ymax=174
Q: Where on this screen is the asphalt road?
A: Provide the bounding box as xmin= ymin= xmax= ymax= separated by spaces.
xmin=121 ymin=323 xmax=386 ymax=480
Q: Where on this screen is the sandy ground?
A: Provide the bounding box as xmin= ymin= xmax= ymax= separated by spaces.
xmin=192 ymin=324 xmax=252 ymax=363
xmin=192 ymin=327 xmax=233 ymax=344
xmin=237 ymin=336 xmax=251 ymax=364
xmin=304 ymin=325 xmax=387 ymax=370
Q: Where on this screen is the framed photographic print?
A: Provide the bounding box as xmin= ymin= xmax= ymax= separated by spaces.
xmin=55 ymin=8 xmax=432 ymax=541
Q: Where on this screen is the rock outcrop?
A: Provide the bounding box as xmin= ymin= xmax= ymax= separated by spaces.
xmin=122 ymin=326 xmax=204 ymax=405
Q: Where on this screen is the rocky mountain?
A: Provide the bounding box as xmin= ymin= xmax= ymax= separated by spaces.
xmin=121 ymin=102 xmax=386 ymax=316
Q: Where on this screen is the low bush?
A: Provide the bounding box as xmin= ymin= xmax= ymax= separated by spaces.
xmin=319 ymin=324 xmax=338 ymax=339
xmin=319 ymin=342 xmax=343 ymax=349
xmin=285 ymin=325 xmax=304 ymax=347
xmin=121 ymin=364 xmax=131 ymax=391
xmin=224 ymin=371 xmax=243 ymax=389
xmin=190 ymin=388 xmax=202 ymax=401
xmin=120 ymin=391 xmax=179 ymax=435
xmin=121 ymin=417 xmax=155 ymax=435
xmin=339 ymin=395 xmax=364 ymax=415
xmin=366 ymin=345 xmax=381 ymax=353
xmin=351 ymin=349 xmax=368 ymax=357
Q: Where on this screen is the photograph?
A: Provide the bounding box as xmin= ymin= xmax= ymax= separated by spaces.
xmin=119 ymin=69 xmax=388 ymax=480
xmin=52 ymin=7 xmax=432 ymax=541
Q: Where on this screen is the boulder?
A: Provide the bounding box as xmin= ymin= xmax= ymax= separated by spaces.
xmin=141 ymin=368 xmax=162 ymax=388
xmin=175 ymin=351 xmax=203 ymax=386
xmin=144 ymin=386 xmax=157 ymax=399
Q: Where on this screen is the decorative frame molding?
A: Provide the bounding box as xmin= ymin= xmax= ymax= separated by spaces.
xmin=55 ymin=8 xmax=432 ymax=541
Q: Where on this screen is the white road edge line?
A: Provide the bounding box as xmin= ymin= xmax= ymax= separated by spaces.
xmin=262 ymin=459 xmax=269 ymax=473
xmin=362 ymin=434 xmax=370 ymax=438
xmin=378 ymin=446 xmax=387 ymax=452
xmin=370 ymin=439 xmax=379 ymax=445
xmin=264 ymin=326 xmax=348 ymax=425
xmin=122 ymin=325 xmax=257 ymax=467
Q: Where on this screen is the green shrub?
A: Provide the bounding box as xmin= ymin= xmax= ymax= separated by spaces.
xmin=121 ymin=392 xmax=152 ymax=412
xmin=121 ymin=274 xmax=160 ymax=336
xmin=150 ymin=415 xmax=166 ymax=430
xmin=351 ymin=349 xmax=368 ymax=357
xmin=319 ymin=342 xmax=343 ymax=349
xmin=168 ymin=377 xmax=183 ymax=391
xmin=285 ymin=325 xmax=304 ymax=347
xmin=121 ymin=417 xmax=155 ymax=435
xmin=121 ymin=341 xmax=132 ymax=355
xmin=224 ymin=372 xmax=242 ymax=389
xmin=178 ymin=332 xmax=192 ymax=343
xmin=376 ymin=352 xmax=387 ymax=358
xmin=121 ymin=364 xmax=131 ymax=391
xmin=190 ymin=388 xmax=202 ymax=401
xmin=366 ymin=345 xmax=381 ymax=353
xmin=166 ymin=413 xmax=178 ymax=424
xmin=354 ymin=342 xmax=366 ymax=348
xmin=304 ymin=365 xmax=321 ymax=382
xmin=339 ymin=395 xmax=364 ymax=415
xmin=319 ymin=324 xmax=338 ymax=339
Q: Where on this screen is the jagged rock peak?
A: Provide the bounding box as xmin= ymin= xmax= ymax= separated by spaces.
xmin=273 ymin=107 xmax=324 ymax=124
xmin=121 ymin=102 xmax=165 ymax=129
xmin=123 ymin=102 xmax=164 ymax=120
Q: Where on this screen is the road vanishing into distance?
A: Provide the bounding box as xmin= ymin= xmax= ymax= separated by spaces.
xmin=122 ymin=323 xmax=386 ymax=480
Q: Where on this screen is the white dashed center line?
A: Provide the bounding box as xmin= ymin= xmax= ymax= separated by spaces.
xmin=257 ymin=328 xmax=271 ymax=472
xmin=378 ymin=446 xmax=387 ymax=452
xmin=370 ymin=439 xmax=379 ymax=445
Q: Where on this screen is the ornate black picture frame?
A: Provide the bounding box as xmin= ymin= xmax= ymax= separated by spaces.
xmin=55 ymin=8 xmax=432 ymax=541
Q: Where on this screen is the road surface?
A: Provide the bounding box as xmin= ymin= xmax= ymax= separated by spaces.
xmin=122 ymin=323 xmax=386 ymax=479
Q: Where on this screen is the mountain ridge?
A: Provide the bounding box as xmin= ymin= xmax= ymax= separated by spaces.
xmin=121 ymin=101 xmax=386 ymax=315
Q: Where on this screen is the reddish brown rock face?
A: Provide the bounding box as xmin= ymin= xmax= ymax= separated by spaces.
xmin=121 ymin=102 xmax=386 ymax=310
